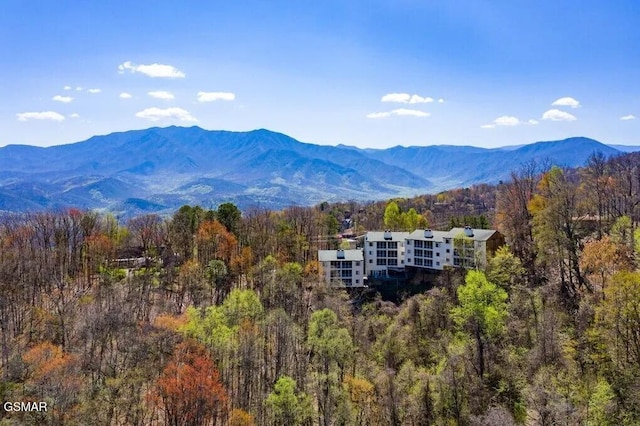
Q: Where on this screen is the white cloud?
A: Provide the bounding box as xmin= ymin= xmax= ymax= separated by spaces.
xmin=88 ymin=88 xmax=101 ymax=94
xmin=438 ymin=98 xmax=445 ymax=104
xmin=381 ymin=93 xmax=434 ymax=104
xmin=135 ymin=107 xmax=197 ymax=122
xmin=366 ymin=108 xmax=430 ymax=119
xmin=63 ymin=85 xmax=72 ymax=91
xmin=119 ymin=92 xmax=132 ymax=99
xmin=381 ymin=93 xmax=411 ymax=103
xmin=52 ymin=95 xmax=73 ymax=103
xmin=366 ymin=111 xmax=392 ymax=119
xmin=542 ymin=109 xmax=577 ymax=121
xmin=197 ymin=91 xmax=236 ymax=102
xmin=481 ymin=115 xmax=539 ymax=128
xmin=148 ymin=90 xmax=175 ymax=100
xmin=16 ymin=111 xmax=65 ymax=122
xmin=76 ymin=87 xmax=83 ymax=91
xmin=494 ymin=116 xmax=521 ymax=126
xmin=551 ymin=97 xmax=581 ymax=108
xmin=409 ymin=95 xmax=434 ymax=104
xmin=118 ymin=60 xmax=185 ymax=78
xmin=620 ymin=114 xmax=636 ymax=121
xmin=392 ymin=108 xmax=430 ymax=117
xmin=69 ymin=113 xmax=80 ymax=118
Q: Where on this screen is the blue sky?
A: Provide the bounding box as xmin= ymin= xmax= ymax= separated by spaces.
xmin=1 ymin=0 xmax=639 ymax=149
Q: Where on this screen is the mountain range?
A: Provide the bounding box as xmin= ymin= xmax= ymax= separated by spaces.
xmin=0 ymin=126 xmax=635 ymax=216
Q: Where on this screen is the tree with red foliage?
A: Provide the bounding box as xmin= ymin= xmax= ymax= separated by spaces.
xmin=152 ymin=340 xmax=228 ymax=426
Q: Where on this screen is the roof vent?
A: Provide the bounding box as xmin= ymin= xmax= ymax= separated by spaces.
xmin=424 ymin=229 xmax=433 ymax=238
xmin=383 ymin=230 xmax=392 ymax=240
xmin=464 ymin=226 xmax=474 ymax=237
xmin=337 ymin=249 xmax=345 ymax=259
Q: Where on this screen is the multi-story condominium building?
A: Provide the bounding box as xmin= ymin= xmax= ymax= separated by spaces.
xmin=405 ymin=226 xmax=504 ymax=271
xmin=318 ymin=249 xmax=365 ymax=287
xmin=363 ymin=231 xmax=410 ymax=278
xmin=317 ymin=227 xmax=503 ymax=286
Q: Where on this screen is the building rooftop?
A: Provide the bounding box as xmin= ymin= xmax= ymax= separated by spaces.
xmin=365 ymin=231 xmax=410 ymax=242
xmin=449 ymin=228 xmax=498 ymax=241
xmin=407 ymin=228 xmax=498 ymax=242
xmin=318 ymin=249 xmax=364 ymax=262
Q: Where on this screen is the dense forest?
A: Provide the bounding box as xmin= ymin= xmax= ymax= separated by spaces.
xmin=2 ymin=152 xmax=640 ymax=425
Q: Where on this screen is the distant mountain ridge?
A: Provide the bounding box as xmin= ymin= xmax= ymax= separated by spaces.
xmin=0 ymin=126 xmax=628 ymax=216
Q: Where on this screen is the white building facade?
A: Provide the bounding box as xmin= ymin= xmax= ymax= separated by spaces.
xmin=405 ymin=227 xmax=504 ymax=271
xmin=318 ymin=249 xmax=365 ymax=287
xmin=364 ymin=231 xmax=410 ymax=278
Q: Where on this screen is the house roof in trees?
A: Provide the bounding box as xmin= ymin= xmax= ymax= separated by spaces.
xmin=318 ymin=249 xmax=364 ymax=262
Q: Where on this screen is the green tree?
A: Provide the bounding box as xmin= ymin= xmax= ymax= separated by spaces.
xmin=452 ymin=270 xmax=508 ymax=377
xmin=403 ymin=208 xmax=428 ymax=232
xmin=308 ymin=309 xmax=354 ymax=426
xmin=383 ymin=201 xmax=403 ymax=231
xmin=486 ymin=245 xmax=525 ymax=290
xmin=265 ymin=376 xmax=313 ymax=426
xmin=217 ymin=202 xmax=242 ymax=235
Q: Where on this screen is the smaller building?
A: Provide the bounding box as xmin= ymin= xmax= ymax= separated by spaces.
xmin=364 ymin=231 xmax=410 ymax=278
xmin=318 ymin=249 xmax=365 ymax=287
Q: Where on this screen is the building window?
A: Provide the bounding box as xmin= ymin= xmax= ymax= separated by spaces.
xmin=436 ymin=261 xmax=440 ymax=266
xmin=425 ymin=241 xmax=433 ymax=249
xmin=376 ymin=242 xmax=387 ymax=249
xmin=376 ymin=258 xmax=387 ymax=265
xmin=407 ymin=258 xmax=412 ymax=263
xmin=377 ymin=250 xmax=387 ymax=258
xmin=414 ymin=240 xmax=423 ymax=248
xmin=369 ymin=259 xmax=372 ymax=263
xmin=341 ymin=261 xmax=352 ymax=268
xmin=415 ymin=258 xmax=423 ymax=266
xmin=415 ymin=249 xmax=424 ymax=257
xmin=406 ymin=240 xmax=411 ymax=245
xmin=388 ymin=259 xmax=398 ymax=266
xmin=425 ymin=250 xmax=433 ymax=258
xmin=425 ymin=259 xmax=433 ymax=267
xmin=435 ymin=242 xmax=440 ymax=248
xmin=401 ymin=260 xmax=404 ymax=264
xmin=355 ymin=279 xmax=359 ymax=284
xmin=388 ymin=242 xmax=398 ymax=249
xmin=331 ymin=261 xmax=340 ymax=268
xmin=407 ymin=249 xmax=412 ymax=254
xmin=341 ymin=270 xmax=352 ymax=277
xmin=368 ymin=242 xmax=373 ymax=247
xmin=387 ymin=250 xmax=398 ymax=258
xmin=446 ymin=249 xmax=450 ymax=253
xmin=355 ymin=270 xmax=359 ymax=275
xmin=436 ymin=252 xmax=440 ymax=257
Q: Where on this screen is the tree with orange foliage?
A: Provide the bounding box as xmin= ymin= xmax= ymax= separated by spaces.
xmin=228 ymin=408 xmax=256 ymax=426
xmin=196 ymin=219 xmax=238 ymax=265
xmin=152 ymin=340 xmax=228 ymax=426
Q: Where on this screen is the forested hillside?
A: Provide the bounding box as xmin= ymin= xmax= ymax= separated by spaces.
xmin=2 ymin=152 xmax=640 ymax=425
